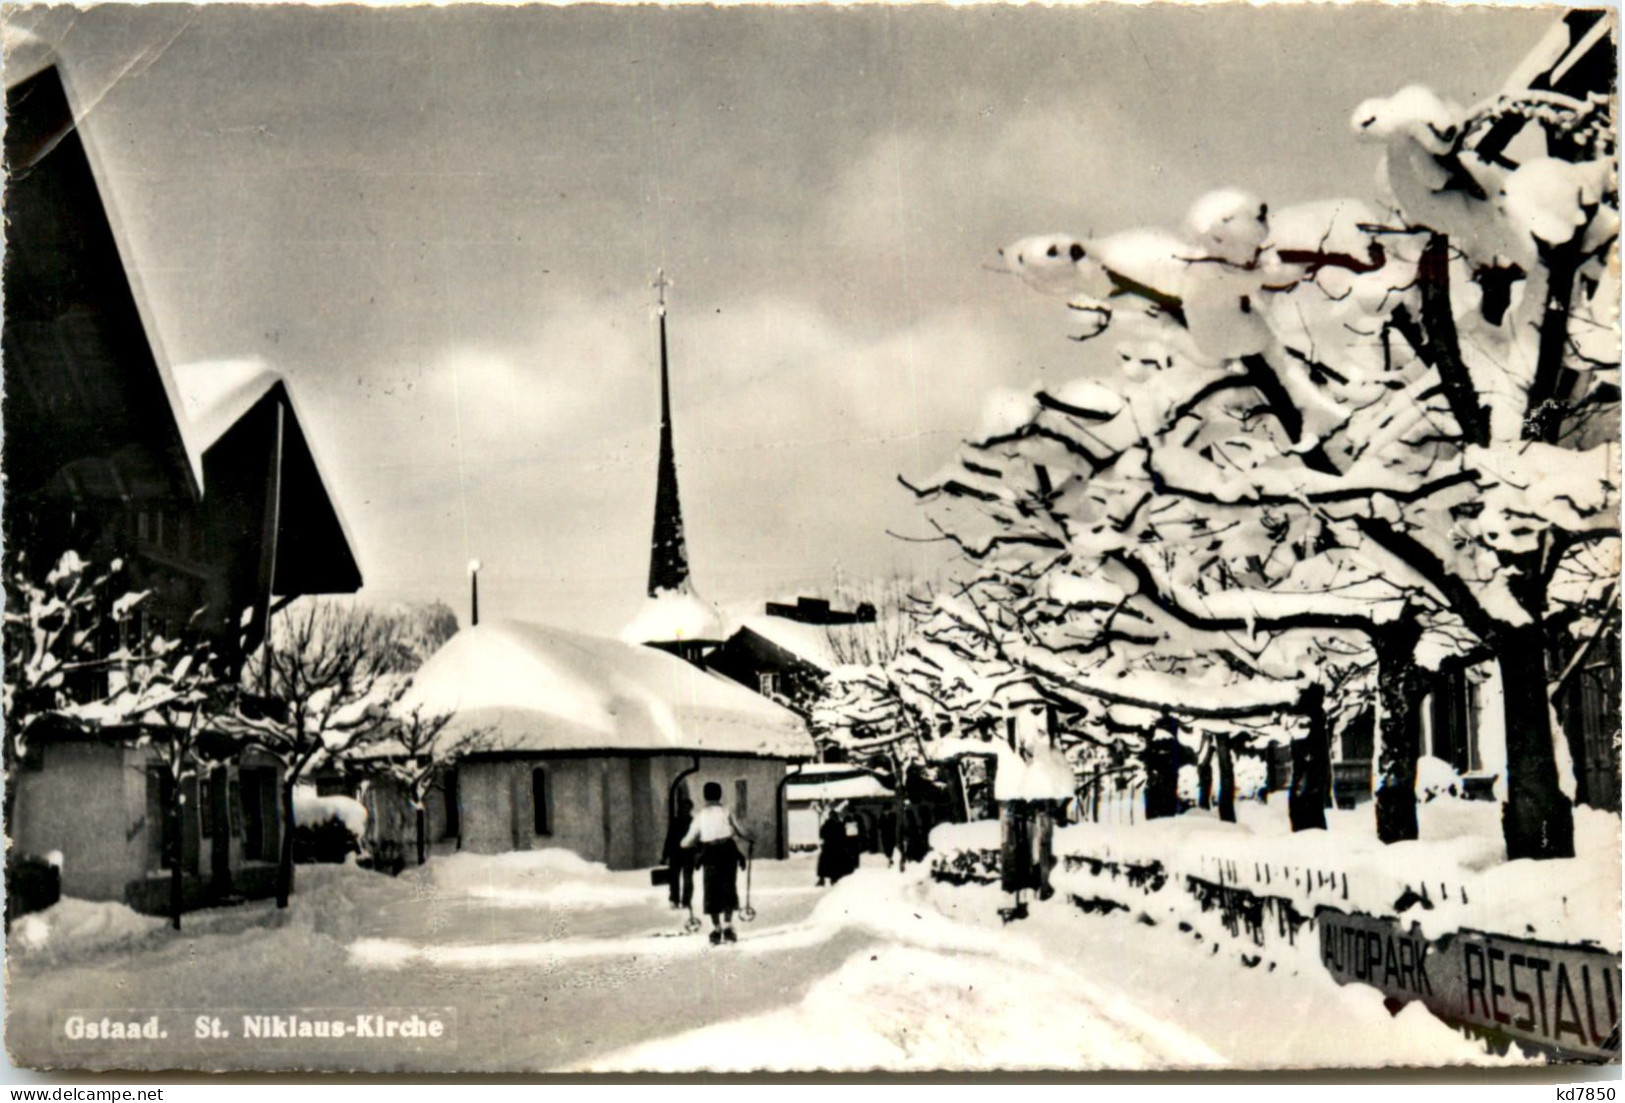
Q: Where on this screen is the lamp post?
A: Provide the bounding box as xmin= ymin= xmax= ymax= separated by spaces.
xmin=468 ymin=559 xmax=482 ymax=627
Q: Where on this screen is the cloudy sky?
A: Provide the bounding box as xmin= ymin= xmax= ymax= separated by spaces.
xmin=6 ymin=3 xmax=1551 ymax=635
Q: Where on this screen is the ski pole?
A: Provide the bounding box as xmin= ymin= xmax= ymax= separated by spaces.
xmin=740 ymin=839 xmax=757 ymax=922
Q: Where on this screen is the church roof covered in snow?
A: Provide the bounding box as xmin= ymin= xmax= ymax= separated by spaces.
xmin=402 ymin=620 xmax=814 ymax=759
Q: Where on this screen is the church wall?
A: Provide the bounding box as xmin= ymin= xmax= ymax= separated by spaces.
xmin=450 ymin=752 xmax=794 ymax=867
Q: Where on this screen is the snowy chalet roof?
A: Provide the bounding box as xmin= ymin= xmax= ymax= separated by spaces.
xmin=734 ymin=615 xmax=839 ymax=671
xmin=171 ymin=359 xmax=362 ymax=597
xmin=785 ymin=764 xmax=894 ymax=802
xmin=173 ymin=360 xmax=286 ymax=458
xmin=403 ymin=620 xmax=814 ymax=760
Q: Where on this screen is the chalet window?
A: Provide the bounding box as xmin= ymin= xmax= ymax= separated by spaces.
xmin=734 ymin=779 xmax=748 ymax=817
xmin=1428 ymin=670 xmax=1476 ymax=775
xmin=239 ymin=768 xmax=278 ymax=862
xmin=532 ymin=768 xmax=551 ymax=836
xmin=442 ymin=768 xmax=461 ymax=839
xmin=1341 ymin=709 xmax=1375 ymax=762
xmin=228 ymin=778 xmax=244 ymax=838
xmin=1464 ymin=681 xmax=1483 ymax=773
xmin=199 ymin=768 xmax=217 ymax=838
xmin=758 ymin=673 xmax=778 ymax=697
xmin=146 ymin=769 xmax=176 ymax=870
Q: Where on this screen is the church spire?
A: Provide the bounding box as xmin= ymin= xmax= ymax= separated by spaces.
xmin=621 ymin=269 xmax=724 ymax=651
xmin=646 ymin=270 xmax=691 ymax=596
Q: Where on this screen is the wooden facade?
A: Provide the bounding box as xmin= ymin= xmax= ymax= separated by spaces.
xmin=4 ymin=65 xmax=363 ymax=914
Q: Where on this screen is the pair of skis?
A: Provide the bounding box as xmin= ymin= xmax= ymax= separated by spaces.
xmin=677 ymin=839 xmax=756 ymax=934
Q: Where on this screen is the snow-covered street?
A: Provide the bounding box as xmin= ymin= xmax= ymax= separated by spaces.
xmin=6 ymin=850 xmax=1515 ymax=1073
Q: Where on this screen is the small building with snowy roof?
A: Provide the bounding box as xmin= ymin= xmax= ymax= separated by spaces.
xmin=783 ymin=763 xmax=894 ymax=850
xmin=394 ymin=620 xmax=815 ymax=867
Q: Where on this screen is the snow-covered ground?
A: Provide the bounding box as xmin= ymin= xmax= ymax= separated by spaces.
xmin=6 ymin=843 xmax=1533 ymax=1072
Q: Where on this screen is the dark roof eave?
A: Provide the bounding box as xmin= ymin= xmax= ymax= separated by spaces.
xmin=460 ymin=746 xmax=815 ymax=764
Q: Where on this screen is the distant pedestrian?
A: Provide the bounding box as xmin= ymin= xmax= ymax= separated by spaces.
xmin=840 ymin=811 xmax=863 ymax=878
xmin=816 ymin=809 xmax=846 ymax=886
xmin=878 ymin=807 xmax=898 ymax=868
xmin=661 ymin=790 xmax=695 ymax=913
xmin=681 ymin=781 xmax=749 ymax=945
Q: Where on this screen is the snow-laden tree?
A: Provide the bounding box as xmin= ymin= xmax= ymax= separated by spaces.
xmin=930 ymin=77 xmax=1616 ymax=859
xmin=5 ymin=552 xmax=147 ymax=758
xmin=813 ymin=575 xmax=943 ymax=763
xmin=365 ymin=703 xmax=491 ymax=866
xmin=114 ymin=643 xmax=239 ymax=930
xmin=377 ymin=601 xmax=461 ymax=673
xmin=228 ymin=600 xmax=408 ymax=907
xmin=3 ymin=549 xmax=246 ymax=926
xmin=904 ymin=560 xmax=1344 ymax=827
xmin=4 ymin=552 xmax=194 ymax=817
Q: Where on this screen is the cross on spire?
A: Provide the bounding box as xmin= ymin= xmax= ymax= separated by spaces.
xmin=652 ymin=267 xmax=672 ymax=316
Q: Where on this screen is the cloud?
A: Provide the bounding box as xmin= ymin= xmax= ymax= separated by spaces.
xmin=304 ymin=281 xmax=1071 ymax=634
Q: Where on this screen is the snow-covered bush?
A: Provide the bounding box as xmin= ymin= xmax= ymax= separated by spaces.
xmin=1415 ymin=755 xmax=1465 ymax=802
xmin=1233 ymin=754 xmax=1270 ymax=802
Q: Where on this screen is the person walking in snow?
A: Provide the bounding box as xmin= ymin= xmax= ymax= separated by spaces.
xmin=815 ymin=808 xmax=846 ymax=887
xmin=661 ymin=789 xmax=695 ymax=913
xmin=681 ymin=781 xmax=749 ymax=944
xmin=839 ymin=810 xmax=863 ymax=879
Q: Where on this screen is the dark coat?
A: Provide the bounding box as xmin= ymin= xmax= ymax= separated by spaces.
xmin=663 ymin=809 xmax=694 ymax=867
xmin=816 ymin=815 xmax=847 ymax=881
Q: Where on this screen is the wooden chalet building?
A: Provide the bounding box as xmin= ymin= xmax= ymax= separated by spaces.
xmin=4 ymin=63 xmax=363 ymax=913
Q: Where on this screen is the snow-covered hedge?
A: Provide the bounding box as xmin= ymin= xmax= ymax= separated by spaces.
xmin=930 ymin=799 xmax=1621 ymax=953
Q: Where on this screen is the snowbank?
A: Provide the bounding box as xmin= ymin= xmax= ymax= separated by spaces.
xmin=427 ymin=847 xmax=609 ymax=886
xmin=585 ymin=943 xmax=1219 ymax=1072
xmin=579 ymin=865 xmax=1511 ymax=1072
xmin=10 ymin=898 xmax=166 ymax=960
